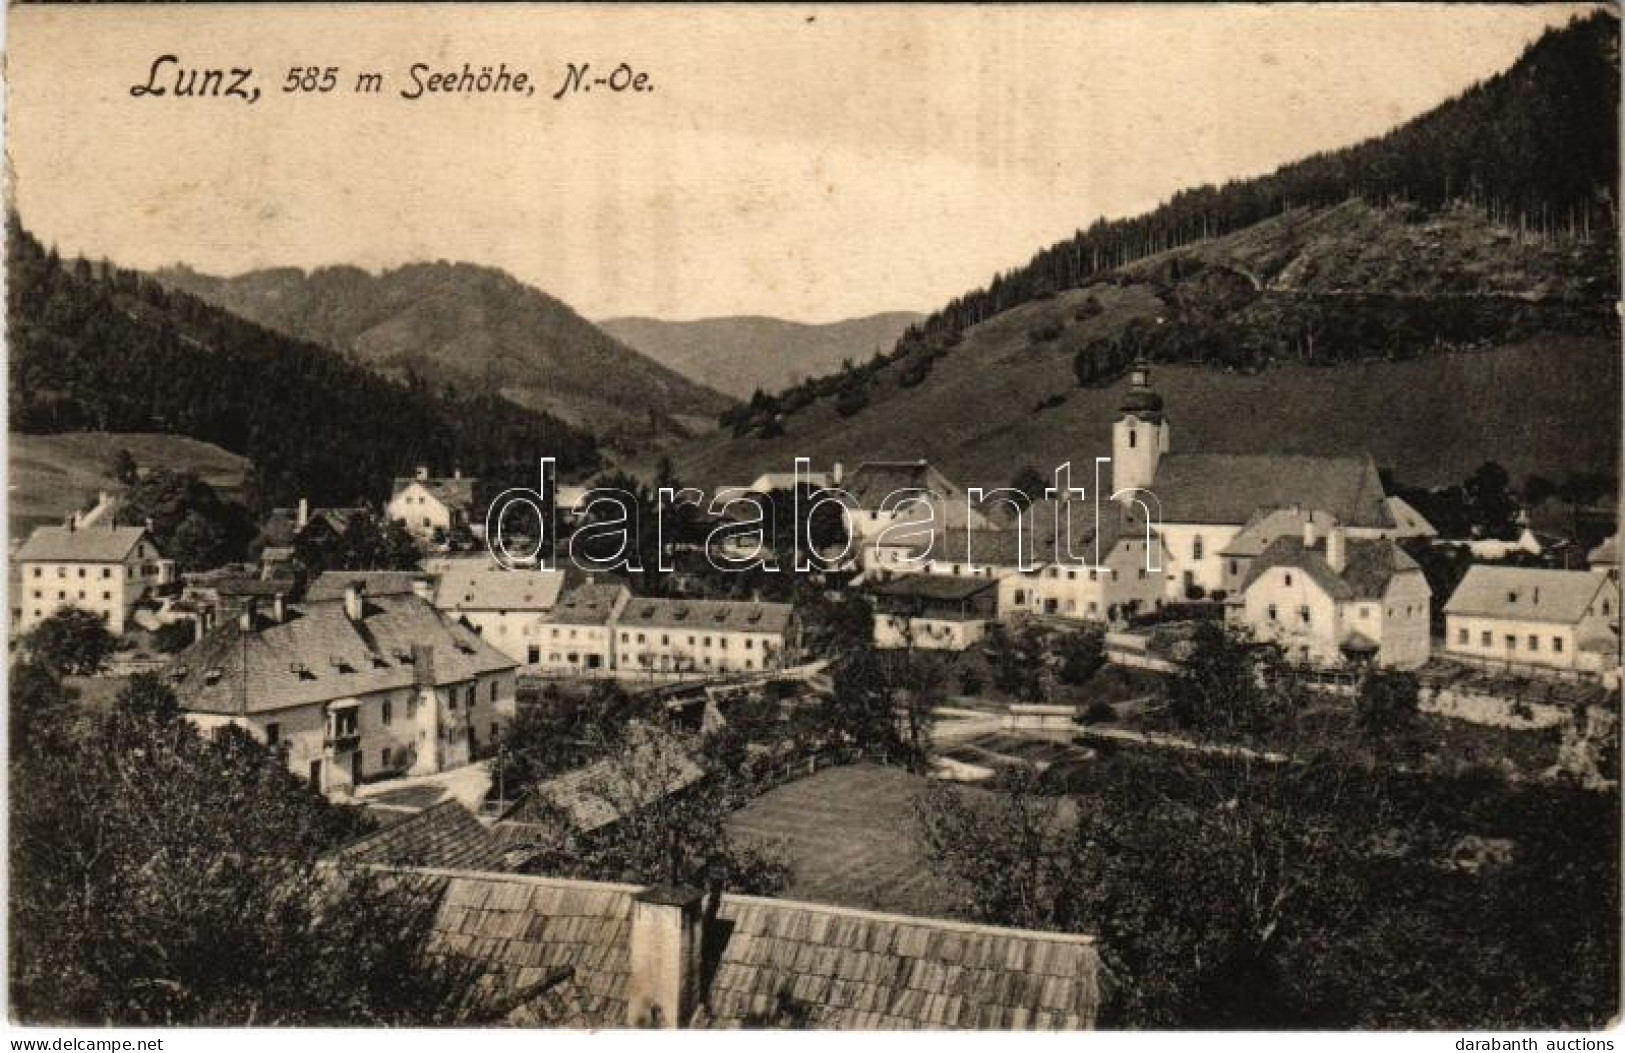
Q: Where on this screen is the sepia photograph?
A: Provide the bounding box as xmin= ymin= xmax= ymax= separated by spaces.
xmin=1 ymin=1 xmax=1620 ymax=1038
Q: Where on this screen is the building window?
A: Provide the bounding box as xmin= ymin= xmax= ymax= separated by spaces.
xmin=1128 ymin=428 xmax=1137 ymax=449
xmin=490 ymin=680 xmax=498 ymax=702
xmin=1284 ymin=573 xmax=1293 ymax=586
xmin=1298 ymin=606 xmax=1311 ymax=625
xmin=1193 ymin=536 xmax=1204 ymax=560
xmin=382 ymin=700 xmax=392 ymax=725
xmin=1505 ymin=635 xmax=1516 ymax=651
xmin=31 ymin=568 xmax=39 ymax=578
xmin=1457 ymin=627 xmax=1468 ymax=644
xmin=266 ymin=723 xmax=280 ymax=746
xmin=1267 ymin=604 xmax=1278 ymax=622
xmin=102 ymin=568 xmax=111 ymax=579
xmin=1554 ymin=637 xmax=1564 ymax=654
xmin=1528 ymin=635 xmax=1539 ymax=651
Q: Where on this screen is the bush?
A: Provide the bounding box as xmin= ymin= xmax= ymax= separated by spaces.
xmin=834 ymin=386 xmax=870 ymax=418
xmin=959 ymin=667 xmax=984 ymax=696
xmin=152 ymin=620 xmax=197 ymax=655
xmin=1080 ymin=700 xmax=1117 ymax=725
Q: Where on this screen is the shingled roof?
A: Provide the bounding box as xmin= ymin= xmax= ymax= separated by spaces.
xmin=844 ymin=462 xmax=968 ymax=510
xmin=1239 ymin=535 xmax=1422 ymax=603
xmin=1150 ymin=453 xmax=1393 ymax=529
xmin=305 ymin=570 xmax=425 ymax=602
xmin=16 ymin=524 xmax=151 ymax=563
xmin=329 ymin=801 xmax=512 ymax=872
xmin=615 ymin=597 xmax=795 ymax=635
xmin=169 ymin=593 xmax=515 ymax=715
xmin=1444 ymin=566 xmax=1616 ymax=625
xmin=375 ymin=866 xmax=1109 ymax=1029
xmin=904 ymin=501 xmax=1159 ymax=568
xmin=393 ymin=475 xmax=477 ymax=510
xmin=500 ymin=723 xmax=707 ymax=833
xmin=436 ymin=566 xmax=565 ymax=613
xmin=542 ymin=583 xmax=629 ymax=626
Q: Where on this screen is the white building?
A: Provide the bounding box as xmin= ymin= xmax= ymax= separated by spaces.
xmin=869 ymin=575 xmax=1000 ymax=651
xmin=841 ymin=461 xmax=996 ymax=544
xmin=171 ymin=582 xmax=517 ymax=795
xmin=433 ymin=563 xmax=566 ymax=667
xmin=1444 ymin=566 xmax=1620 ymax=674
xmin=15 ymin=519 xmax=173 ymax=635
xmin=388 ymin=466 xmax=477 ymax=540
xmin=612 ymin=597 xmax=798 ymax=675
xmin=533 ymin=582 xmax=631 ymax=674
xmin=1231 ymin=522 xmax=1432 ymax=669
xmin=1108 ymin=363 xmax=1434 ymax=601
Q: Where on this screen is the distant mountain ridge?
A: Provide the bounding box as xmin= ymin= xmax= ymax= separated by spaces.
xmin=598 ymin=312 xmax=924 ymax=399
xmin=155 ymin=261 xmax=734 ymax=450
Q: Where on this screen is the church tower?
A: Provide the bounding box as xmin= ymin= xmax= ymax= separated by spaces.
xmin=1111 ymin=359 xmax=1169 ymax=499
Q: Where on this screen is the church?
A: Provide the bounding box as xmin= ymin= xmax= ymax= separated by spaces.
xmin=1108 ymin=361 xmax=1436 ymax=602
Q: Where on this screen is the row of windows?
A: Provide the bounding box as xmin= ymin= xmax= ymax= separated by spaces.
xmin=1457 ymin=628 xmax=1566 ymax=654
xmin=33 ymin=590 xmax=114 ymax=602
xmin=617 ymin=631 xmax=758 ymax=649
xmin=33 ymin=564 xmax=144 ymax=580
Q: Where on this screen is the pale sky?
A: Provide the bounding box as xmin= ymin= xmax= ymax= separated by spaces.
xmin=5 ymin=3 xmax=1598 ymax=322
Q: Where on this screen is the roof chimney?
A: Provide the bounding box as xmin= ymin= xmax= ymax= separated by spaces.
xmin=272 ymin=591 xmax=287 ymax=624
xmin=343 ymin=582 xmax=366 ymax=623
xmin=1327 ymin=526 xmax=1347 ymax=574
xmin=412 ymin=576 xmax=436 ymax=603
xmin=832 ymin=461 xmax=844 ymax=485
xmin=453 ymin=467 xmax=462 ymax=480
xmin=625 ymin=886 xmax=705 ymax=1028
xmin=193 ymin=612 xmax=208 ymax=644
xmin=1303 ymin=519 xmax=1319 ymax=550
xmin=415 ymin=465 xmax=431 ymax=481
xmin=239 ymin=601 xmax=257 ymax=632
xmin=296 ymin=497 xmax=310 ymax=531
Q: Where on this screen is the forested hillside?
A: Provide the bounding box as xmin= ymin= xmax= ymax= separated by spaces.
xmin=8 ymin=219 xmax=601 ymax=509
xmin=684 ymin=13 xmax=1619 ymax=488
xmin=155 ymin=260 xmax=733 ymax=448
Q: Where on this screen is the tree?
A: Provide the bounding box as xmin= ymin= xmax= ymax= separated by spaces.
xmin=26 ymin=607 xmax=117 ymax=675
xmin=117 ymin=468 xmax=253 ymax=571
xmin=826 ymin=647 xmax=936 ymax=769
xmin=1055 ymin=629 xmax=1105 ymax=686
xmin=1354 ymin=667 xmax=1420 ymax=740
xmin=109 ymin=447 xmax=139 ymax=486
xmin=1165 ymin=622 xmax=1306 ymax=740
xmin=984 ymin=623 xmax=1043 ymax=701
xmin=9 ymin=674 xmax=488 ymax=1024
xmin=1008 ymin=466 xmax=1048 ymax=511
xmin=1463 ymin=461 xmax=1519 ymax=540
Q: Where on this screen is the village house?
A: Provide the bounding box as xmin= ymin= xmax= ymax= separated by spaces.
xmin=1443 ymin=565 xmax=1620 ymax=675
xmin=169 ymin=581 xmax=517 ymax=795
xmin=866 ymin=499 xmax=1168 ymax=626
xmin=1230 ymin=521 xmax=1432 ymax=669
xmin=258 ymin=497 xmax=369 ymax=552
xmin=869 ymin=575 xmax=1000 ymax=650
xmin=388 ymin=466 xmax=478 ymax=541
xmin=432 ymin=562 xmax=566 ymax=667
xmin=840 ymin=460 xmax=996 ymax=544
xmin=15 ymin=512 xmax=174 ymax=635
xmin=613 ymin=597 xmax=798 ymax=675
xmin=533 ymin=581 xmax=631 ymax=674
xmin=1108 ymin=362 xmax=1434 ymax=601
xmin=356 ymin=860 xmax=1108 ymax=1028
xmin=1588 ymin=534 xmax=1618 ymax=578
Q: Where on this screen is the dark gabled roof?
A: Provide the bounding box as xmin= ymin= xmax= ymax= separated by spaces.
xmin=1151 ymin=453 xmax=1393 ymax=528
xmin=393 ymin=476 xmax=477 ymax=510
xmin=169 ymin=593 xmax=516 ymax=715
xmin=16 ymin=524 xmax=150 ymax=563
xmin=1239 ymin=535 xmax=1422 ymax=602
xmin=867 ymin=575 xmax=1000 ymax=602
xmin=1444 ymin=566 xmax=1614 ymax=624
xmin=436 ymin=566 xmax=565 ymax=613
xmin=305 ymin=570 xmax=424 ymax=602
xmin=614 ymin=597 xmax=795 ymax=635
xmin=500 ymin=723 xmax=707 ymax=833
xmin=541 ymin=583 xmax=628 ymax=626
xmin=375 ymin=866 xmax=1108 ymax=1029
xmin=895 ymin=500 xmax=1159 ymax=568
xmin=844 ymin=461 xmax=966 ymax=510
xmin=260 ymin=506 xmax=368 ymax=548
xmin=1220 ymin=507 xmax=1340 ymax=558
xmin=328 ymin=801 xmax=511 ymax=872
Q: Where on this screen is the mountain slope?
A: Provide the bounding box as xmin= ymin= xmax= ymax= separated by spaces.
xmin=155 ymin=262 xmax=734 ymax=449
xmin=8 ymin=220 xmax=602 ymax=508
xmin=598 ymin=312 xmax=924 ymax=399
xmin=673 ymin=14 xmax=1619 ymax=492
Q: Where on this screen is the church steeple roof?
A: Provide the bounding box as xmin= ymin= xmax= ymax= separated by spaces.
xmin=1119 ymin=358 xmax=1164 ymax=420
